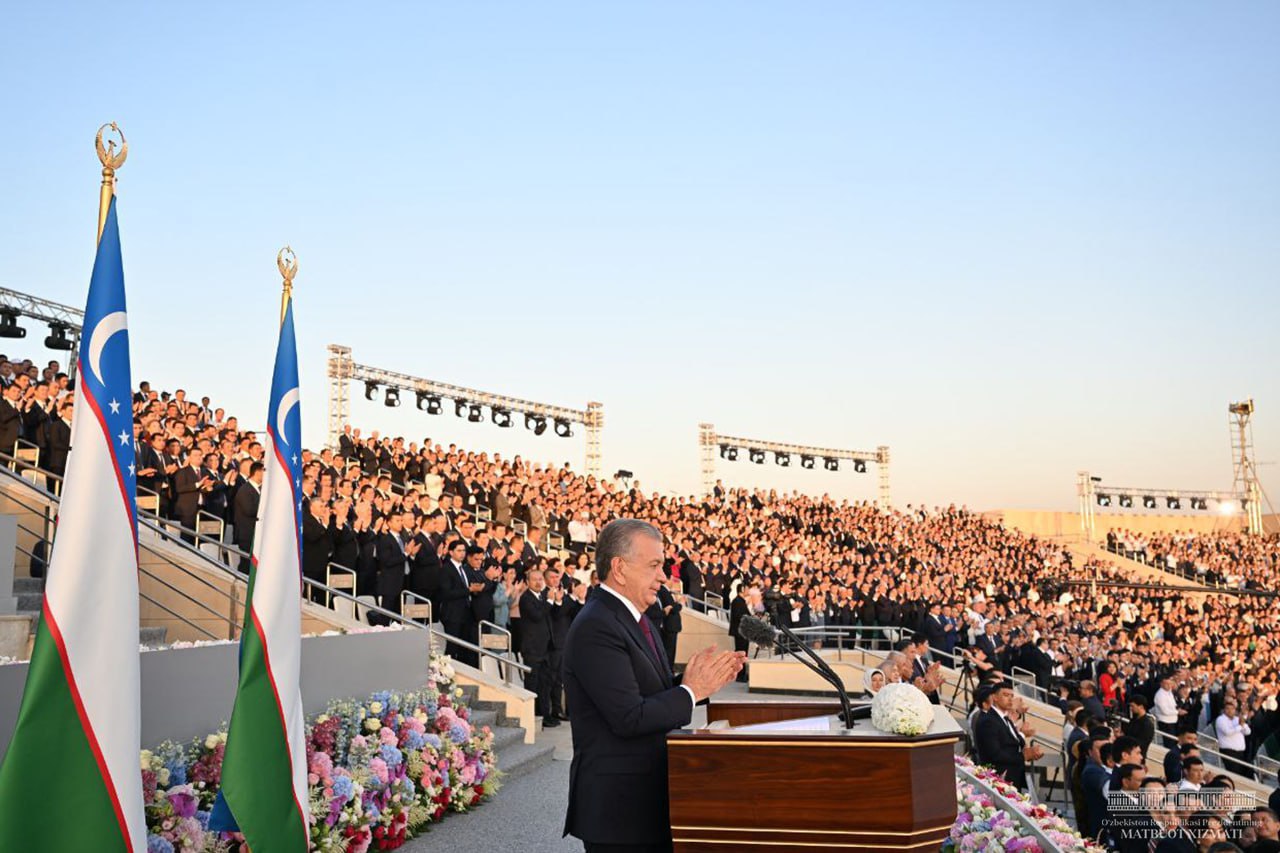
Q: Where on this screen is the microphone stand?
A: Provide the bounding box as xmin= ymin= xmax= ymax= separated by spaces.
xmin=771 ymin=618 xmax=857 ymax=730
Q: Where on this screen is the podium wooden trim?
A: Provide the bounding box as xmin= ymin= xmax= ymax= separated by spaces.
xmin=667 ymin=697 xmax=960 ymax=852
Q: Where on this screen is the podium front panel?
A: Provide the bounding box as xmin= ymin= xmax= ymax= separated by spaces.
xmin=666 ymin=728 xmax=959 ymax=852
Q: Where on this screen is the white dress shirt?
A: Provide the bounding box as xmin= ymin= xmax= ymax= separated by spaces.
xmin=599 ymin=583 xmax=697 ymax=709
xmin=1215 ymin=713 xmax=1250 ymax=751
xmin=1152 ymin=687 xmax=1179 ymax=725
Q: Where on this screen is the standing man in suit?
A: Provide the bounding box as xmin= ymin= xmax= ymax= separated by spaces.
xmin=302 ymin=499 xmax=334 ymax=605
xmin=655 ymin=581 xmax=683 ymax=668
xmin=374 ymin=512 xmax=418 ymax=620
xmin=0 ymin=383 xmax=22 ymax=453
xmin=972 ymin=682 xmax=1043 ymax=791
xmin=563 ymin=519 xmax=745 ymax=852
xmin=519 ymin=567 xmax=557 ymax=727
xmin=172 ymin=448 xmax=213 ymax=543
xmin=232 ymin=461 xmax=263 ymax=571
xmin=438 ymin=538 xmax=481 ymax=667
xmin=44 ymin=399 xmax=73 ymax=483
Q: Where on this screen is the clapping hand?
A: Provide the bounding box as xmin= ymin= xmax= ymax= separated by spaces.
xmin=681 ymin=646 xmax=748 ymax=702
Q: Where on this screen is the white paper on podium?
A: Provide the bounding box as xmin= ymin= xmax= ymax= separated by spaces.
xmin=731 ymin=715 xmax=832 ymax=733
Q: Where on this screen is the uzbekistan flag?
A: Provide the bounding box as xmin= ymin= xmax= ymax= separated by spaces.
xmin=215 ymin=294 xmax=308 ymax=850
xmin=0 ymin=197 xmax=145 ymax=849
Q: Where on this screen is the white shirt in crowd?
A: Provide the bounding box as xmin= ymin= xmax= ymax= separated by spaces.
xmin=1214 ymin=712 xmax=1250 ymax=751
xmin=1152 ymin=687 xmax=1179 ymax=725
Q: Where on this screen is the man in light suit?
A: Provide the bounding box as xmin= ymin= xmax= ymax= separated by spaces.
xmin=563 ymin=519 xmax=744 ymax=853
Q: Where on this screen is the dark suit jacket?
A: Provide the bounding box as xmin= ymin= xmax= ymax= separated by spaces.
xmin=1152 ymin=829 xmax=1197 ymax=853
xmin=0 ymin=399 xmax=20 ymax=452
xmin=232 ymin=481 xmax=260 ymax=552
xmin=518 ymin=589 xmax=553 ymax=664
xmin=655 ymin=585 xmax=682 ymax=637
xmin=374 ymin=531 xmax=408 ymax=604
xmin=302 ymin=513 xmax=333 ymax=583
xmin=922 ymin=612 xmax=947 ymax=651
xmin=562 ymin=590 xmax=694 ymax=845
xmin=172 ymin=465 xmax=206 ymax=523
xmin=436 ymin=559 xmax=472 ymax=630
xmin=728 ymin=595 xmax=749 ymax=645
xmin=1080 ymin=761 xmax=1112 ymax=839
xmin=46 ymin=418 xmax=72 ymax=478
xmin=21 ymin=404 xmax=49 ymax=451
xmin=972 ymin=709 xmax=1026 ymax=788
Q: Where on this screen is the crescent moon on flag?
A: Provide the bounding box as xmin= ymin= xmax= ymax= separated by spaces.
xmin=276 ymin=387 xmax=300 ymax=443
xmin=87 ymin=311 xmax=129 ymax=386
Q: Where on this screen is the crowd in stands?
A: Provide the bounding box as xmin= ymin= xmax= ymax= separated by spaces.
xmin=1108 ymin=528 xmax=1280 ymax=590
xmin=4 ymin=357 xmax=1280 ymax=812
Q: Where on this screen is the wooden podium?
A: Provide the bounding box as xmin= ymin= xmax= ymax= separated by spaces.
xmin=666 ymin=697 xmax=961 ymax=852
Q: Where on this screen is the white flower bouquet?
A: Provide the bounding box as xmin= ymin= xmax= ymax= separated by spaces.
xmin=869 ymin=682 xmax=935 ymax=736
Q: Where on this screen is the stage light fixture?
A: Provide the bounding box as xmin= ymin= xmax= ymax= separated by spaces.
xmin=853 ymin=459 xmax=867 ymax=474
xmin=384 ymin=388 xmax=400 ymax=408
xmin=775 ymin=452 xmax=790 ymax=467
xmin=454 ymin=399 xmax=468 ymax=418
xmin=1190 ymin=497 xmax=1207 ymax=511
xmin=44 ymin=322 xmax=73 ymax=351
xmin=800 ymin=455 xmax=815 ymax=469
xmin=416 ymin=392 xmax=442 ymax=414
xmin=492 ymin=408 xmax=513 ymax=428
xmin=525 ymin=414 xmax=548 ymax=435
xmin=615 ymin=469 xmax=634 ymax=480
xmin=1096 ymin=494 xmax=1112 ymax=507
xmin=468 ymin=404 xmax=484 ymax=423
xmin=0 ymin=310 xmax=25 ymax=339
xmin=364 ymin=381 xmax=379 ymax=401
xmin=1166 ymin=496 xmax=1180 ymax=510
xmin=554 ymin=419 xmax=573 ymax=438
xmin=725 ymin=446 xmax=738 ymax=461
xmin=1118 ymin=495 xmax=1133 ymax=509
xmin=824 ymin=457 xmax=839 ymax=472
xmin=748 ymin=448 xmax=766 ymax=464
xmin=1142 ymin=496 xmax=1157 ymax=509
xmin=719 ymin=444 xmax=733 ymax=459
xmin=1218 ymin=500 xmax=1238 ymax=516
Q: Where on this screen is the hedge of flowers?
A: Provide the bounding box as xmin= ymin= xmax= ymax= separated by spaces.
xmin=947 ymin=756 xmax=1104 ymax=853
xmin=140 ymin=653 xmax=500 ymax=853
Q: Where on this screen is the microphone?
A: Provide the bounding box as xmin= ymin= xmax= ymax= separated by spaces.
xmin=738 ymin=615 xmax=868 ymax=729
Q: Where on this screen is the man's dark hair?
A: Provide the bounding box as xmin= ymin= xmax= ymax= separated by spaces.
xmin=1115 ymin=763 xmax=1144 ymax=784
xmin=1179 ymin=742 xmax=1198 ymax=756
xmin=595 ymin=519 xmax=662 ymax=581
xmin=466 ymin=545 xmax=485 ymax=558
xmin=248 ymin=462 xmax=264 ymax=477
xmin=1129 ymin=694 xmax=1147 ymax=709
xmin=1112 ymin=735 xmax=1141 ymax=758
xmin=1183 ymin=756 xmax=1204 ymax=771
xmin=1097 ymin=742 xmax=1113 ymax=764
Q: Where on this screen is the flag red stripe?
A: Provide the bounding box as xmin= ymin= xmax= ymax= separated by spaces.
xmin=247 ymin=601 xmax=309 ymax=840
xmin=41 ymin=599 xmax=135 ymax=852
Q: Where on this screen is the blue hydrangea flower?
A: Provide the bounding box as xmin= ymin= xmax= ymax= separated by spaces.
xmin=448 ymin=723 xmax=470 ymax=743
xmin=147 ymin=836 xmax=175 ymax=853
xmin=379 ymin=744 xmax=403 ymax=767
xmin=367 ymin=802 xmax=381 ymax=819
xmin=404 ymin=730 xmax=426 ymax=751
xmin=400 ymin=777 xmax=416 ymax=797
xmin=194 ymin=810 xmax=210 ymax=830
xmin=332 ymin=775 xmax=355 ymax=802
xmin=422 ymin=733 xmax=442 ymax=751
xmin=164 ymin=759 xmax=187 ymax=787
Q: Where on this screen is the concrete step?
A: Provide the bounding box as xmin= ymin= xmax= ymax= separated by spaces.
xmin=496 ymin=738 xmax=556 ymax=782
xmin=471 ymin=697 xmax=521 ymax=728
xmin=469 ymin=709 xmax=499 ymax=730
xmin=491 ymin=725 xmax=525 ymax=753
xmin=16 ymin=593 xmax=41 ymax=612
xmin=12 ymin=577 xmax=42 ymax=595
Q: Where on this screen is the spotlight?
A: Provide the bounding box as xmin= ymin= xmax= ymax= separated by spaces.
xmin=615 ymin=469 xmax=634 ymax=480
xmin=44 ymin=322 xmax=74 ymax=351
xmin=554 ymin=419 xmax=573 ymax=438
xmin=384 ymin=388 xmax=400 ymax=408
xmin=416 ymin=392 xmax=442 ymax=414
xmin=1142 ymin=496 xmax=1157 ymax=509
xmin=492 ymin=408 xmax=512 ymax=428
xmin=853 ymin=459 xmax=867 ymax=474
xmin=1190 ymin=497 xmax=1207 ymax=511
xmin=719 ymin=444 xmax=733 ymax=459
xmin=364 ymin=381 xmax=379 ymax=401
xmin=824 ymin=457 xmax=839 ymax=472
xmin=800 ymin=455 xmax=815 ymax=469
xmin=725 ymin=446 xmax=738 ymax=462
xmin=1096 ymin=494 xmax=1112 ymax=507
xmin=1166 ymin=496 xmax=1180 ymax=510
xmin=775 ymin=452 xmax=790 ymax=467
xmin=1118 ymin=495 xmax=1133 ymax=509
xmin=454 ymin=399 xmax=468 ymax=418
xmin=0 ymin=310 xmax=25 ymax=339
xmin=525 ymin=414 xmax=548 ymax=435
xmin=1218 ymin=500 xmax=1238 ymax=516
xmin=748 ymin=449 xmax=766 ymax=464
xmin=468 ymin=404 xmax=483 ymax=423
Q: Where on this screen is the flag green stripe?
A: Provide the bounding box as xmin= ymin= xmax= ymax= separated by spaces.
xmin=221 ymin=608 xmax=309 ymax=852
xmin=0 ymin=617 xmax=128 ymax=851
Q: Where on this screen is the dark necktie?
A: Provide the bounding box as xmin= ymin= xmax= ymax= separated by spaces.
xmin=638 ymin=616 xmax=663 ymax=670
xmin=1004 ymin=715 xmax=1023 ymax=745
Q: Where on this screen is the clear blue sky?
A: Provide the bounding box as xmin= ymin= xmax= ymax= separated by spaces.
xmin=2 ymin=2 xmax=1277 ymax=510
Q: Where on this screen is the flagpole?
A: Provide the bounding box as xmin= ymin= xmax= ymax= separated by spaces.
xmin=277 ymin=245 xmax=298 ymax=325
xmin=95 ymin=122 xmax=127 ymax=244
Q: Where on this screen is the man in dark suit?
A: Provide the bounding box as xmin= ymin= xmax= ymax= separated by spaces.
xmin=922 ymin=601 xmax=947 ymax=653
xmin=0 ymin=384 xmax=21 ymax=453
xmin=232 ymin=462 xmax=263 ymax=571
xmin=519 ymin=567 xmax=558 ymax=728
xmin=172 ymin=449 xmax=213 ymax=543
xmin=728 ymin=584 xmax=751 ymax=654
xmin=563 ymin=519 xmax=744 ymax=852
xmin=407 ymin=513 xmax=443 ymax=606
xmin=373 ymin=512 xmax=418 ymax=621
xmin=972 ymin=682 xmax=1042 ymax=791
xmin=302 ymin=500 xmax=334 ymax=605
xmin=680 ymin=549 xmax=704 ymax=612
xmin=44 ymin=400 xmax=73 ymax=482
xmin=437 ymin=538 xmax=480 ymax=667
xmin=655 ymin=582 xmax=682 ymax=668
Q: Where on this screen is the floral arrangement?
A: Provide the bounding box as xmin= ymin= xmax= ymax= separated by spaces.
xmin=142 ymin=651 xmax=500 ymax=852
xmin=869 ymin=682 xmax=935 ymax=736
xmin=947 ymin=756 xmax=1104 ymax=852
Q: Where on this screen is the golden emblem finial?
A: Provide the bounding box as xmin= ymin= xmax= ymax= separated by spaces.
xmin=277 ymin=246 xmax=299 ymax=285
xmin=95 ymin=122 xmax=128 ymax=172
